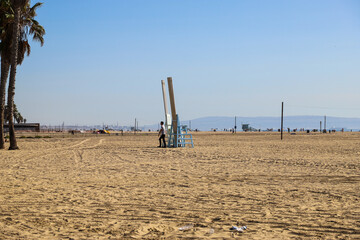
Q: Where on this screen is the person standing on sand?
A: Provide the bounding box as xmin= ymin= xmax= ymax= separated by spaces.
xmin=158 ymin=121 xmax=166 ymax=148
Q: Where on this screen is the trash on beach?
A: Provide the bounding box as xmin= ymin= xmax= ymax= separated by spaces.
xmin=230 ymin=225 xmax=247 ymax=232
xmin=208 ymin=228 xmax=215 ymax=234
xmin=179 ymin=224 xmax=193 ymax=231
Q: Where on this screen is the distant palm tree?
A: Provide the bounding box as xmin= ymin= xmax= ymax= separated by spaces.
xmin=4 ymin=103 xmax=23 ymax=123
xmin=0 ymin=0 xmax=44 ymax=149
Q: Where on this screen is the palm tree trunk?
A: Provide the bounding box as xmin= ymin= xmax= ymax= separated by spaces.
xmin=7 ymin=1 xmax=21 ymax=150
xmin=0 ymin=58 xmax=10 ymax=149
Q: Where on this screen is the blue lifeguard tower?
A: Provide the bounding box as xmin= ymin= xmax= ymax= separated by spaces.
xmin=161 ymin=78 xmax=194 ymax=148
xmin=167 ymin=115 xmax=194 ymax=148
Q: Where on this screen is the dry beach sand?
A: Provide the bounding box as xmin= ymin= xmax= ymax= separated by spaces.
xmin=0 ymin=132 xmax=359 ymax=239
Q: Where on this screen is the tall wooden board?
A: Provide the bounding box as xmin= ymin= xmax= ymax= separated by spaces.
xmin=167 ymin=77 xmax=178 ymax=146
xmin=161 ymin=80 xmax=171 ymax=129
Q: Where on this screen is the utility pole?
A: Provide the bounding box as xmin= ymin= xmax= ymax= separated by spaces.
xmin=324 ymin=115 xmax=327 ymax=131
xmin=234 ymin=116 xmax=237 ymax=134
xmin=189 ymin=120 xmax=191 ymax=130
xmin=320 ymin=121 xmax=322 ymax=132
xmin=134 ymin=118 xmax=136 ymax=135
xmin=281 ymin=102 xmax=284 ymax=140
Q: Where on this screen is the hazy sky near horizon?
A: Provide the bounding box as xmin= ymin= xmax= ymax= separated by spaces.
xmin=14 ymin=0 xmax=360 ymax=125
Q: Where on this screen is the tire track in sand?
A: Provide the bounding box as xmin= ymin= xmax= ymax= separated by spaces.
xmin=22 ymin=138 xmax=105 ymax=162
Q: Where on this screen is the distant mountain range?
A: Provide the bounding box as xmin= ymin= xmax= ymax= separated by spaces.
xmin=145 ymin=116 xmax=360 ymax=131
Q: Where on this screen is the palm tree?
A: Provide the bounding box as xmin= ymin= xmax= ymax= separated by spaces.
xmin=6 ymin=0 xmax=24 ymax=150
xmin=0 ymin=0 xmax=44 ymax=149
xmin=0 ymin=0 xmax=12 ymax=149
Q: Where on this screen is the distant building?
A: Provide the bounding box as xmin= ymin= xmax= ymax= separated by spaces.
xmin=3 ymin=123 xmax=40 ymax=132
xmin=242 ymin=124 xmax=250 ymax=131
xmin=242 ymin=123 xmax=259 ymax=132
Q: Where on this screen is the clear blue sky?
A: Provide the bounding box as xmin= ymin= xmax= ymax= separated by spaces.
xmin=15 ymin=0 xmax=360 ymax=125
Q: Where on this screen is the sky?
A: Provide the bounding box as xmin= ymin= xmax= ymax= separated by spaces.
xmin=14 ymin=0 xmax=360 ymax=126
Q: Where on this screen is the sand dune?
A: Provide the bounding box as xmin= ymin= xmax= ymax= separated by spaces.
xmin=0 ymin=132 xmax=359 ymax=239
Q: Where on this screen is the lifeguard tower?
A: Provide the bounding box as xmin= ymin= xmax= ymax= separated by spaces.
xmin=161 ymin=77 xmax=194 ymax=148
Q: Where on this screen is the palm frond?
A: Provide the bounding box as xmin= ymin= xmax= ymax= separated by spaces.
xmin=29 ymin=2 xmax=42 ymax=15
xmin=0 ymin=0 xmax=44 ymax=64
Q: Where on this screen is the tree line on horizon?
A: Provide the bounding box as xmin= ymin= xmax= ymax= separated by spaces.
xmin=0 ymin=0 xmax=45 ymax=150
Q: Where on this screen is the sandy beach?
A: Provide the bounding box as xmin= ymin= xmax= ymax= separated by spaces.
xmin=0 ymin=132 xmax=359 ymax=239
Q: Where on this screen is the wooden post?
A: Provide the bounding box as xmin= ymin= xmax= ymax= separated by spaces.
xmin=320 ymin=121 xmax=322 ymax=132
xmin=281 ymin=102 xmax=284 ymax=140
xmin=324 ymin=115 xmax=326 ymax=131
xmin=161 ymin=80 xmax=170 ymax=129
xmin=134 ymin=118 xmax=136 ymax=135
xmin=167 ymin=77 xmax=177 ymax=147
